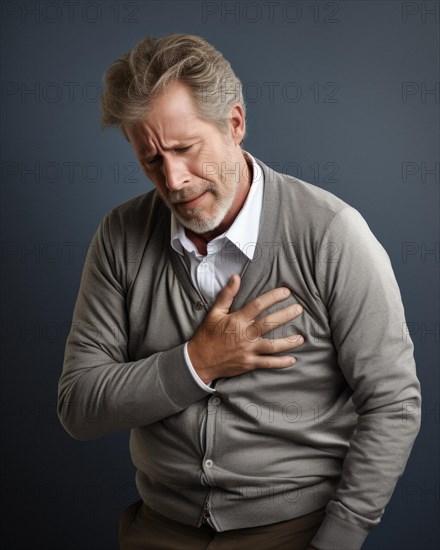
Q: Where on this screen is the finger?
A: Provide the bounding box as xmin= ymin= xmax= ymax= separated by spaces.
xmin=254 ymin=334 xmax=304 ymax=354
xmin=251 ymin=354 xmax=298 ymax=370
xmin=247 ymin=303 xmax=303 ymax=338
xmin=209 ymin=274 xmax=241 ymax=317
xmin=237 ymin=287 xmax=294 ymax=323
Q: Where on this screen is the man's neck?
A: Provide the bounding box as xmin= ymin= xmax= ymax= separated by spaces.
xmin=186 ymin=152 xmax=253 ymax=256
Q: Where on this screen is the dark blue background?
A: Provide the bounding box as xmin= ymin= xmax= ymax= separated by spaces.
xmin=1 ymin=1 xmax=438 ymax=548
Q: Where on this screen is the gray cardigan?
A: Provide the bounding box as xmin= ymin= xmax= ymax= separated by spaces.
xmin=58 ymin=156 xmax=421 ymax=550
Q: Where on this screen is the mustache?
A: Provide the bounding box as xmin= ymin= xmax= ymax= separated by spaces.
xmin=168 ymin=183 xmax=215 ymax=204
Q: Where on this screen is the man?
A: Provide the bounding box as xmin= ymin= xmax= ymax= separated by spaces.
xmin=57 ymin=34 xmax=422 ymax=550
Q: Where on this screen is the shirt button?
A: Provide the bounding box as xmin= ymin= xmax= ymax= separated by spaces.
xmin=194 ymin=301 xmax=205 ymax=310
xmin=205 ymin=459 xmax=214 ymax=468
xmin=211 ymin=397 xmax=221 ymax=405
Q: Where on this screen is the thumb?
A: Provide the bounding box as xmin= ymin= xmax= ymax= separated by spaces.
xmin=210 ymin=274 xmax=241 ymax=317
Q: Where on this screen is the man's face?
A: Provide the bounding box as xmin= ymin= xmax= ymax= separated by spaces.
xmin=124 ymin=80 xmax=246 ymax=234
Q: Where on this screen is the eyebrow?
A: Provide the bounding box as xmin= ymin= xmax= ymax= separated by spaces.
xmin=143 ymin=140 xmax=197 ymax=163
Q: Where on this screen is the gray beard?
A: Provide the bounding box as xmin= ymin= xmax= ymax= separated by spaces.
xmin=162 ymin=183 xmax=238 ymax=234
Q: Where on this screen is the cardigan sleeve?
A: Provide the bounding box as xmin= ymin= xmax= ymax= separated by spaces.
xmin=57 ymin=213 xmax=214 ymax=441
xmin=310 ymin=207 xmax=421 ymax=550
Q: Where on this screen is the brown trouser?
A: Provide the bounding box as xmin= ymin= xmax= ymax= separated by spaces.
xmin=119 ymin=500 xmax=326 ymax=550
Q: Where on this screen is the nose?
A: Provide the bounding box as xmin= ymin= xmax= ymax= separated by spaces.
xmin=162 ymin=154 xmax=190 ymax=191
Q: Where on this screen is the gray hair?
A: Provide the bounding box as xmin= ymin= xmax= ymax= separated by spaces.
xmin=100 ymin=33 xmax=246 ymax=141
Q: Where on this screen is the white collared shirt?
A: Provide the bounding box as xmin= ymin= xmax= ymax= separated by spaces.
xmin=170 ymin=151 xmax=264 ymax=392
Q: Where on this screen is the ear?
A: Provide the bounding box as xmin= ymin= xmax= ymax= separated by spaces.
xmin=228 ymin=103 xmax=246 ymax=146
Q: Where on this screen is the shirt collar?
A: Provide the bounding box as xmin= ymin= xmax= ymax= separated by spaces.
xmin=170 ymin=150 xmax=264 ymax=260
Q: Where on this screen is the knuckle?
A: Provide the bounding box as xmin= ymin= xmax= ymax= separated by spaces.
xmin=283 ymin=308 xmax=295 ymax=322
xmin=269 ymin=290 xmax=280 ymax=304
xmin=252 ymin=297 xmax=264 ymax=312
xmin=260 ymin=340 xmax=275 ymax=354
xmin=241 ymin=356 xmax=253 ymax=370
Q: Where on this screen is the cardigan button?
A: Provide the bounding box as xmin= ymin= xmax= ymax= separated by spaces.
xmin=195 ymin=301 xmax=205 ymax=310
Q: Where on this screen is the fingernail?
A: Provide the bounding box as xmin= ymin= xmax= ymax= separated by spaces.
xmin=294 ymin=304 xmax=303 ymax=314
xmin=283 ymin=288 xmax=291 ymax=297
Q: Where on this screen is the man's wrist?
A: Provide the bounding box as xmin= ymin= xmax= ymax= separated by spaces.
xmin=186 ymin=339 xmax=213 ymax=384
xmin=184 ymin=342 xmax=215 ymax=391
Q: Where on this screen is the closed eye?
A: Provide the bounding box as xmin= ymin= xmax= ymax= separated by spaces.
xmin=143 ymin=145 xmax=192 ymax=165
